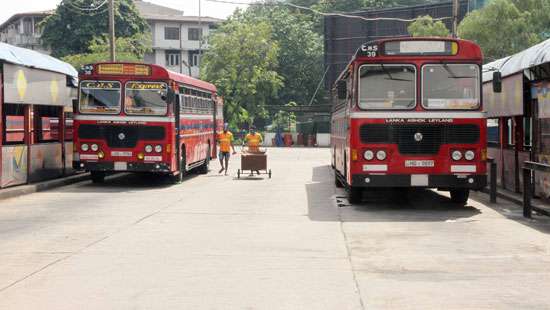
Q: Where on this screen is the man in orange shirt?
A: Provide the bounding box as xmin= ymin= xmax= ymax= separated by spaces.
xmin=217 ymin=123 xmax=236 ymax=175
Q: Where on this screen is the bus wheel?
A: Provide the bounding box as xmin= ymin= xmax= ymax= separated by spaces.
xmin=348 ymin=187 xmax=362 ymax=204
xmin=335 ymin=173 xmax=344 ymax=188
xmin=198 ymin=145 xmax=210 ymax=174
xmin=90 ymin=171 xmax=105 ymax=184
xmin=450 ymin=189 xmax=469 ymax=204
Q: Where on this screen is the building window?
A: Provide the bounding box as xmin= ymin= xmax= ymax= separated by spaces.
xmin=524 ymin=117 xmax=532 ymax=148
xmin=188 ymin=28 xmax=202 ymax=41
xmin=487 ymin=118 xmax=500 ymax=146
xmin=164 ymin=27 xmax=180 ymax=40
xmin=165 ymin=50 xmax=180 ymax=67
xmin=23 ymin=18 xmax=33 ymax=35
xmin=189 ymin=51 xmax=201 ymax=67
xmin=507 ymin=118 xmax=515 ymax=147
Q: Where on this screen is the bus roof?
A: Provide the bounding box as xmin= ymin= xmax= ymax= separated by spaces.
xmin=353 ymin=37 xmax=482 ymax=60
xmin=84 ymin=62 xmax=217 ymax=93
xmin=333 ymin=37 xmax=482 ymax=86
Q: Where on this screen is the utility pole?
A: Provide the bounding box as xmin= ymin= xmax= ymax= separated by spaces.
xmin=452 ymin=0 xmax=459 ymax=38
xmin=109 ymin=0 xmax=116 ymax=61
xmin=198 ymin=0 xmax=202 ymax=68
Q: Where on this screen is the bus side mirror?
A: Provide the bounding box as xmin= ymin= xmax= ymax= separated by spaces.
xmin=72 ymin=99 xmax=78 ymax=113
xmin=493 ymin=71 xmax=502 ymax=93
xmin=337 ymin=80 xmax=347 ymax=100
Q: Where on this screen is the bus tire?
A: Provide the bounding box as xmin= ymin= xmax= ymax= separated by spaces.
xmin=335 ymin=173 xmax=344 ymax=188
xmin=450 ymin=189 xmax=469 ymax=204
xmin=348 ymin=186 xmax=362 ymax=204
xmin=198 ymin=145 xmax=210 ymax=174
xmin=90 ymin=171 xmax=105 ymax=184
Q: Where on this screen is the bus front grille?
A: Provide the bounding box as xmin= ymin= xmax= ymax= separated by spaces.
xmin=78 ymin=125 xmax=165 ymax=148
xmin=359 ymin=124 xmax=479 ymax=155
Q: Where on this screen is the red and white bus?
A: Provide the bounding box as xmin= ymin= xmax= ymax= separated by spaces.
xmin=331 ymin=38 xmax=487 ymax=203
xmin=73 ymin=62 xmax=222 ymax=183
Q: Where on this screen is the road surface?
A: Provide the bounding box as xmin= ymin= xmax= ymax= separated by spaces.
xmin=0 ymin=148 xmax=549 ymax=309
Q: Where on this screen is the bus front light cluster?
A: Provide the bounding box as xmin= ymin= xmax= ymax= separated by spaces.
xmin=81 ymin=144 xmax=89 ymax=152
xmin=145 ymin=145 xmax=153 ymax=153
xmin=451 ymin=150 xmax=462 ymax=161
xmin=464 ymin=150 xmax=475 ymax=161
xmin=376 ymin=150 xmax=387 ymax=161
xmin=91 ymin=144 xmax=99 ymax=152
xmin=154 ymin=145 xmax=162 ymax=153
xmin=364 ymin=150 xmax=374 ymax=161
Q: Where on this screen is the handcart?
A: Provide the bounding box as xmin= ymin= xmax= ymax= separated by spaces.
xmin=237 ymin=148 xmax=272 ymax=179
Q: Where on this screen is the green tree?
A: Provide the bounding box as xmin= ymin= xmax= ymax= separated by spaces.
xmin=243 ymin=6 xmax=325 ymax=106
xmin=510 ymin=0 xmax=550 ymax=39
xmin=62 ymin=33 xmax=152 ymax=69
xmin=201 ymin=16 xmax=283 ymax=128
xmin=41 ymin=0 xmax=148 ymax=58
xmin=407 ymin=15 xmax=450 ymax=37
xmin=458 ymin=0 xmax=540 ymax=61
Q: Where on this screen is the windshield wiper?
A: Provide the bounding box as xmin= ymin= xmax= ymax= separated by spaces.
xmin=381 ymin=64 xmax=413 ymax=82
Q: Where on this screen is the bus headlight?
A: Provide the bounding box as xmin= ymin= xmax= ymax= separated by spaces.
xmin=91 ymin=144 xmax=99 ymax=152
xmin=155 ymin=145 xmax=162 ymax=153
xmin=81 ymin=144 xmax=89 ymax=152
xmin=145 ymin=145 xmax=153 ymax=153
xmin=465 ymin=150 xmax=475 ymax=161
xmin=364 ymin=150 xmax=374 ymax=161
xmin=452 ymin=150 xmax=462 ymax=161
xmin=376 ymin=150 xmax=387 ymax=161
xmin=98 ymin=151 xmax=105 ymax=159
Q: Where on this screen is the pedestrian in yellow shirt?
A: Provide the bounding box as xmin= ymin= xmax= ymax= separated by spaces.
xmin=244 ymin=126 xmax=263 ymax=152
xmin=244 ymin=125 xmax=263 ymax=176
xmin=217 ymin=123 xmax=236 ymax=175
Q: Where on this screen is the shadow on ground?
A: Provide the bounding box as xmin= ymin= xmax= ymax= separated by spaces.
xmin=306 ymin=165 xmax=482 ymax=222
xmin=50 ymin=172 xmax=200 ymax=194
xmin=468 ymin=191 xmax=550 ymax=234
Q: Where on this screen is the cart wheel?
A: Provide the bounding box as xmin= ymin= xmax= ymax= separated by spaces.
xmin=268 ymin=169 xmax=272 ymax=179
xmin=237 ymin=169 xmax=240 ymax=179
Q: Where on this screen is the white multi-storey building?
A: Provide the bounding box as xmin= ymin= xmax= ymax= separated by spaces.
xmin=134 ymin=0 xmax=221 ymax=77
xmin=0 ymin=11 xmax=52 ymax=55
xmin=0 ymin=1 xmax=221 ymax=77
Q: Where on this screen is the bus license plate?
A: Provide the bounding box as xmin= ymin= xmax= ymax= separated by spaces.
xmin=405 ymin=160 xmax=434 ymax=168
xmin=114 ymin=162 xmax=127 ymax=171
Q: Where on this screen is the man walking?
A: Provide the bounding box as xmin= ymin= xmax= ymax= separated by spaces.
xmin=217 ymin=123 xmax=236 ymax=175
xmin=244 ymin=125 xmax=263 ymax=176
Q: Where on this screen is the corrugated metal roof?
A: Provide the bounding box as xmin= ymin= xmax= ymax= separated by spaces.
xmin=483 ymin=38 xmax=550 ymax=82
xmin=0 ymin=42 xmax=77 ymax=77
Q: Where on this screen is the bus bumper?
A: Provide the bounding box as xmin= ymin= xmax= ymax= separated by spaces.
xmin=351 ymin=174 xmax=487 ymax=190
xmin=73 ymin=161 xmax=172 ymax=173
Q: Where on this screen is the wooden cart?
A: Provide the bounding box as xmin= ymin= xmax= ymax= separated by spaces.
xmin=237 ymin=149 xmax=271 ymax=179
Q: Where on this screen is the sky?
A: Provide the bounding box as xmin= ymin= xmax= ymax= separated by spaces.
xmin=0 ymin=0 xmax=250 ymax=25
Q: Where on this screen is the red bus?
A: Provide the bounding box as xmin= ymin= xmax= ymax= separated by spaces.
xmin=331 ymin=38 xmax=487 ymax=204
xmin=73 ymin=62 xmax=221 ymax=183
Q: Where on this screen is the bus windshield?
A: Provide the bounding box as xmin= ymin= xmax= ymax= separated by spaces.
xmin=358 ymin=64 xmax=416 ymax=110
xmin=125 ymin=82 xmax=168 ymax=116
xmin=79 ymin=81 xmax=121 ymax=114
xmin=422 ymin=64 xmax=480 ymax=109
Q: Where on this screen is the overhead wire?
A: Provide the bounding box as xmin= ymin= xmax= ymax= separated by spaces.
xmin=205 ymin=0 xmax=452 ymax=22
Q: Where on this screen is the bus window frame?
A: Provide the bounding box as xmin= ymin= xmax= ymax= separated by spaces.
xmin=420 ymin=63 xmax=482 ymax=111
xmin=356 ymin=63 xmax=417 ymax=111
xmin=79 ymin=80 xmax=122 ymax=115
xmin=124 ymin=81 xmax=169 ymax=117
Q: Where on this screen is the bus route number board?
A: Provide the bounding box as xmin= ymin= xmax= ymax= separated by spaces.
xmin=405 ymin=160 xmax=434 ymax=168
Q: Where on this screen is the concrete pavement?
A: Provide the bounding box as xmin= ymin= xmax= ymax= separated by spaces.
xmin=0 ymin=148 xmax=549 ymax=309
